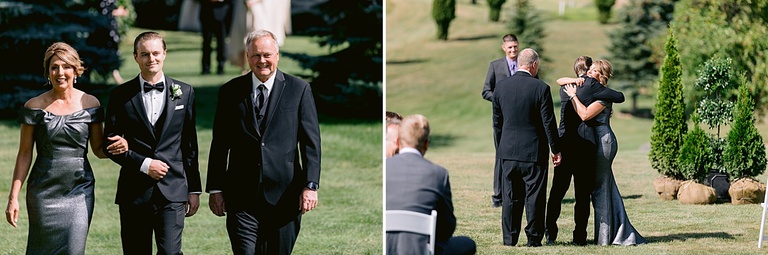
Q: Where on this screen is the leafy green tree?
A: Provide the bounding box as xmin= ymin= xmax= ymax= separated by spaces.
xmin=595 ymin=0 xmax=616 ymax=24
xmin=650 ymin=30 xmax=686 ymax=179
xmin=486 ymin=0 xmax=506 ymax=22
xmin=607 ymin=0 xmax=676 ymax=114
xmin=723 ymin=79 xmax=767 ymax=179
xmin=282 ymin=0 xmax=382 ymax=119
xmin=678 ymin=114 xmax=710 ymax=181
xmin=506 ymin=0 xmax=545 ymax=61
xmin=693 ymin=56 xmax=739 ymax=173
xmin=673 ymin=0 xmax=768 ymax=117
xmin=432 ymin=0 xmax=456 ymax=40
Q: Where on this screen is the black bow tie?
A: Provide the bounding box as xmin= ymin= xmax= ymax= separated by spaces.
xmin=143 ymin=81 xmax=164 ymax=93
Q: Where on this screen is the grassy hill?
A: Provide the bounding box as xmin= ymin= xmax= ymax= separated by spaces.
xmin=386 ymin=0 xmax=768 ymax=254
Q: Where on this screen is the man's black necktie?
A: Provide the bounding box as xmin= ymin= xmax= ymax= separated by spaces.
xmin=144 ymin=81 xmax=164 ymax=93
xmin=256 ymin=84 xmax=266 ymax=110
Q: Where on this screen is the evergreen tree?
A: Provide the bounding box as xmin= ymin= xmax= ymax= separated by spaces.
xmin=595 ymin=0 xmax=616 ymax=24
xmin=678 ymin=114 xmax=710 ymax=181
xmin=649 ymin=30 xmax=686 ymax=179
xmin=486 ymin=0 xmax=506 ymax=22
xmin=282 ymin=0 xmax=382 ymax=119
xmin=506 ymin=0 xmax=545 ymax=61
xmin=0 ymin=0 xmax=125 ymax=115
xmin=607 ymin=0 xmax=676 ymax=114
xmin=723 ymin=79 xmax=767 ymax=179
xmin=432 ymin=0 xmax=456 ymax=40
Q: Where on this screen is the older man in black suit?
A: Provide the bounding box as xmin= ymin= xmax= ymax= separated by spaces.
xmin=206 ymin=29 xmax=321 ymax=255
xmin=493 ymin=48 xmax=561 ymax=247
xmin=104 ymin=31 xmax=201 ymax=254
xmin=386 ymin=114 xmax=476 ymax=255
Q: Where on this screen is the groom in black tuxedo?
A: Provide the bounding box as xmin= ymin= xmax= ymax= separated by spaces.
xmin=104 ymin=31 xmax=201 ymax=254
xmin=545 ymin=56 xmax=624 ymax=245
xmin=206 ymin=29 xmax=321 ymax=255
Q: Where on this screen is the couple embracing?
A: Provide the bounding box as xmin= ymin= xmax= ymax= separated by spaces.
xmin=545 ymin=56 xmax=647 ymax=246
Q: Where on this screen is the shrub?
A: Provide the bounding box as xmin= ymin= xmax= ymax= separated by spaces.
xmin=595 ymin=0 xmax=616 ymax=24
xmin=432 ymin=0 xmax=456 ymax=40
xmin=486 ymin=0 xmax=506 ymax=22
xmin=723 ymin=80 xmax=767 ymax=179
xmin=506 ymin=0 xmax=545 ymax=62
xmin=678 ymin=115 xmax=710 ymax=181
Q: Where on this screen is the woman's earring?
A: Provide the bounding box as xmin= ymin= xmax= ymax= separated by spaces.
xmin=74 ymin=78 xmax=77 ymax=84
xmin=46 ymin=78 xmax=51 ymax=87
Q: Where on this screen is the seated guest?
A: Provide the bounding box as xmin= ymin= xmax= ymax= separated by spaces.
xmin=386 ymin=114 xmax=476 ymax=255
xmin=386 ymin=111 xmax=403 ymax=158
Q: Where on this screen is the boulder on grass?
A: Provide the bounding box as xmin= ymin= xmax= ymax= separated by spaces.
xmin=678 ymin=180 xmax=716 ymax=205
xmin=654 ymin=176 xmax=682 ymax=200
xmin=729 ymin=178 xmax=766 ymax=205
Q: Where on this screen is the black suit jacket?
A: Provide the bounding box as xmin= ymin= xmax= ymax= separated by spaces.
xmin=386 ymin=152 xmax=456 ymax=253
xmin=206 ymin=70 xmax=321 ymax=214
xmin=493 ymin=71 xmax=560 ymax=164
xmin=104 ymin=76 xmax=201 ymax=205
xmin=559 ymin=76 xmax=625 ymax=145
xmin=482 ymin=57 xmax=512 ymax=102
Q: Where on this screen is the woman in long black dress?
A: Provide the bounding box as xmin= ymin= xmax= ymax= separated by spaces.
xmin=563 ymin=59 xmax=646 ymax=246
xmin=5 ymin=42 xmax=127 ymax=254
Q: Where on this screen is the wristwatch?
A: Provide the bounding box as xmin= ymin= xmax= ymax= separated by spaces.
xmin=306 ymin=181 xmax=319 ymax=191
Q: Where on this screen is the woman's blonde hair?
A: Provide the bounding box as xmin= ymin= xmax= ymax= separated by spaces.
xmin=43 ymin=42 xmax=85 ymax=77
xmin=592 ymin=59 xmax=613 ymax=86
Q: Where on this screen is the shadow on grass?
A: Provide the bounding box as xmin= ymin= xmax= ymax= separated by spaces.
xmin=387 ymin=59 xmax=428 ymax=65
xmin=620 ymin=108 xmax=654 ymax=119
xmin=561 ymin=194 xmax=643 ymax=204
xmin=427 ymin=133 xmax=458 ymax=149
xmin=451 ymin=34 xmax=497 ymax=41
xmin=644 ymin=232 xmax=738 ymax=243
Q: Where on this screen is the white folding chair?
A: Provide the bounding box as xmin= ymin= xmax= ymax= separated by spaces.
xmin=386 ymin=210 xmax=437 ymax=254
xmin=759 ymin=178 xmax=768 ymax=248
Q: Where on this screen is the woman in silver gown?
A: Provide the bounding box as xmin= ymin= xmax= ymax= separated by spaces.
xmin=563 ymin=59 xmax=646 ymax=246
xmin=5 ymin=42 xmax=127 ymax=254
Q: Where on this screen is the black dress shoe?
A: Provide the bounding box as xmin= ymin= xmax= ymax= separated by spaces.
xmin=492 ymin=201 xmax=502 ymax=208
xmin=572 ymin=240 xmax=587 ymax=246
xmin=526 ymin=241 xmax=542 ymax=247
xmin=546 ymin=239 xmax=555 ymax=245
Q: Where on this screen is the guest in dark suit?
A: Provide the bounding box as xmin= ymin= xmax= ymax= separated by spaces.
xmin=546 ymin=57 xmax=625 ymax=245
xmin=104 ymin=31 xmax=202 ymax=254
xmin=493 ymin=48 xmax=561 ymax=247
xmin=386 ymin=114 xmax=476 ymax=255
xmin=200 ymin=0 xmax=233 ymax=75
xmin=206 ymin=29 xmax=321 ymax=255
xmin=482 ymin=34 xmax=519 ymax=208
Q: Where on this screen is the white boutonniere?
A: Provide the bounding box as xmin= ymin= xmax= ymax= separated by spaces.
xmin=171 ymin=83 xmax=182 ymax=101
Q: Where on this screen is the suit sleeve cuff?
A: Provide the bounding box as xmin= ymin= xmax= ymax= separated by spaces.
xmin=140 ymin=158 xmax=151 ymax=175
xmin=208 ymin=190 xmax=222 ymax=194
xmin=189 ymin=192 xmax=202 ymax=195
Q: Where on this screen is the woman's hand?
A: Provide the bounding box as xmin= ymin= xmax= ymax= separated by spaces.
xmin=564 ymin=84 xmax=578 ymax=98
xmin=6 ymin=199 xmax=19 ymax=228
xmin=106 ymin=135 xmax=128 ymax=155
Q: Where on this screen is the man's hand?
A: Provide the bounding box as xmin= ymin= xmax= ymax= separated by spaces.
xmin=209 ymin=192 xmax=226 ymax=217
xmin=299 ymin=188 xmax=318 ymax=214
xmin=552 ymin=152 xmax=562 ymax=167
xmin=147 ymin=160 xmax=169 ymax=180
xmin=106 ymin=135 xmax=128 ymax=155
xmin=185 ymin=194 xmax=200 ymax=217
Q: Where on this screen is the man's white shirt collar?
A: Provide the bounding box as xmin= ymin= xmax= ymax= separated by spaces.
xmin=252 ymin=73 xmax=276 ymax=99
xmin=399 ymin=147 xmax=422 ymax=157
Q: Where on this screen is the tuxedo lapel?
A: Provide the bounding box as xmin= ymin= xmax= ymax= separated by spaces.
xmin=261 ymin=71 xmax=285 ymax=133
xmin=128 ymin=81 xmax=155 ymax=138
xmin=157 ymin=77 xmax=176 ymax=141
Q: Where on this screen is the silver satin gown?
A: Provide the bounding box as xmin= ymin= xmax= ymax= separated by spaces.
xmin=591 ymin=102 xmax=646 ymax=246
xmin=19 ymin=107 xmax=101 ymax=255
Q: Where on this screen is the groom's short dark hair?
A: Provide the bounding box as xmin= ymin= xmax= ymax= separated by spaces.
xmin=502 ymin=34 xmax=518 ymax=43
xmin=133 ymin=31 xmax=166 ymax=55
xmin=574 ymin=56 xmax=592 ymax=76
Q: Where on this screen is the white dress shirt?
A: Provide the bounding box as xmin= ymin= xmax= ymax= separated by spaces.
xmin=138 ymin=74 xmax=166 ymax=175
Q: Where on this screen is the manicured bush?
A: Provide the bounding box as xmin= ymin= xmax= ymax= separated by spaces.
xmin=432 ymin=0 xmax=456 ymax=40
xmin=486 ymin=0 xmax=506 ymax=22
xmin=723 ymin=80 xmax=767 ymax=179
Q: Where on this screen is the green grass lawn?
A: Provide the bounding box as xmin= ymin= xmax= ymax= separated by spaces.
xmin=387 ymin=0 xmax=768 ymax=254
xmin=0 ymin=29 xmax=382 ymax=254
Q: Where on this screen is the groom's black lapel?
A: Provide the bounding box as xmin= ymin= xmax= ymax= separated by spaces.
xmin=157 ymin=76 xmax=177 ymax=141
xmin=129 ymin=81 xmax=154 ymax=138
